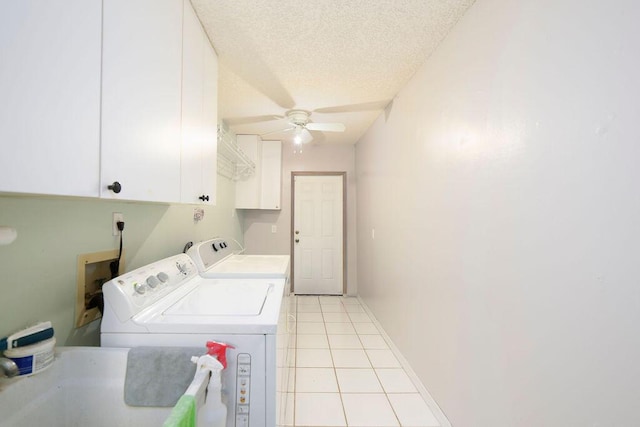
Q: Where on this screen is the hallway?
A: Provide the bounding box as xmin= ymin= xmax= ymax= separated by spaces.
xmin=283 ymin=295 xmax=443 ymax=427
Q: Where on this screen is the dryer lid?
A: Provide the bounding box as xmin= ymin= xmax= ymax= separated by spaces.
xmin=204 ymin=255 xmax=290 ymax=277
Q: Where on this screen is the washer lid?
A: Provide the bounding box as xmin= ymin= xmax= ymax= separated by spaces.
xmin=164 ymin=281 xmax=273 ymax=316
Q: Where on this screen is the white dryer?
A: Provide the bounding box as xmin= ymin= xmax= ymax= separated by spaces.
xmin=100 ymin=253 xmax=285 ymax=427
xmin=186 ymin=238 xmax=290 ymax=280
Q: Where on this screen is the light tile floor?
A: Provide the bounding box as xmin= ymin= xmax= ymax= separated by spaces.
xmin=287 ymin=295 xmax=441 ymax=427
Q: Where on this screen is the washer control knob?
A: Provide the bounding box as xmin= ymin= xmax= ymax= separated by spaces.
xmin=177 ymin=262 xmax=189 ymax=275
xmin=134 ymin=282 xmax=146 ymax=295
xmin=146 ymin=275 xmax=160 ymax=288
xmin=157 ymin=272 xmax=169 ymax=283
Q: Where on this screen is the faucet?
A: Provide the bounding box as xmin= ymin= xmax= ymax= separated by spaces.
xmin=1 ymin=357 xmax=19 ymax=378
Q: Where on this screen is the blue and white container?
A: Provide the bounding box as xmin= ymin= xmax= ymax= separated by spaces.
xmin=4 ymin=337 xmax=56 ymax=376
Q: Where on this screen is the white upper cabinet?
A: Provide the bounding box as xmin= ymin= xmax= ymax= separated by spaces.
xmin=0 ymin=0 xmax=102 ymax=197
xmin=1 ymin=0 xmax=217 ymax=204
xmin=180 ymin=0 xmax=218 ymax=205
xmin=260 ymin=140 xmax=282 ymax=209
xmin=235 ymin=136 xmax=282 ymax=210
xmin=101 ymin=0 xmax=184 ymax=203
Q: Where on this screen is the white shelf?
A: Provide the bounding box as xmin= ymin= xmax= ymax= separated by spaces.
xmin=217 ymin=126 xmax=256 ymax=180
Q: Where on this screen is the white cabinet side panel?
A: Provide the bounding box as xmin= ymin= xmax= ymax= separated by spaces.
xmin=180 ymin=0 xmax=204 ymax=204
xmin=201 ymin=32 xmax=218 ymax=205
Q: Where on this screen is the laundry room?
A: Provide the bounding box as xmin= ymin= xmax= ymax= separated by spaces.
xmin=2 ymin=0 xmax=640 ymax=426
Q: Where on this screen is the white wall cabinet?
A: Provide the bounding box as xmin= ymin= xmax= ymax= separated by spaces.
xmin=100 ymin=0 xmax=184 ymax=203
xmin=0 ymin=0 xmax=102 ymax=197
xmin=1 ymin=0 xmax=217 ymax=204
xmin=180 ymin=0 xmax=218 ymax=205
xmin=235 ymin=136 xmax=282 ymax=210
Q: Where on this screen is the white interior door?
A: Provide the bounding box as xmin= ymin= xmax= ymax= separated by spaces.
xmin=293 ymin=174 xmax=344 ymax=295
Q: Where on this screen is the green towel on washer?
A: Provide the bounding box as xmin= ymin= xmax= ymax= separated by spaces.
xmin=163 ymin=395 xmax=196 ymax=427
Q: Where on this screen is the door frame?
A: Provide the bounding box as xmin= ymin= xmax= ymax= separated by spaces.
xmin=290 ymin=171 xmax=347 ymax=295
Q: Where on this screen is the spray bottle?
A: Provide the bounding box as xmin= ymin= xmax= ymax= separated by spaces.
xmin=190 ymin=341 xmax=235 ymax=427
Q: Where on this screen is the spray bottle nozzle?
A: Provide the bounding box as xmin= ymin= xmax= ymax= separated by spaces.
xmin=206 ymin=341 xmax=235 ymax=369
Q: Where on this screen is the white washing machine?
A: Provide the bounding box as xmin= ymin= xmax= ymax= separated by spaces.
xmin=100 ymin=253 xmax=285 ymax=427
xmin=186 ymin=238 xmax=294 ymax=426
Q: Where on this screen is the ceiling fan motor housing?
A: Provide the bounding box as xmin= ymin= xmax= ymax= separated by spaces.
xmin=287 ymin=110 xmax=310 ymax=127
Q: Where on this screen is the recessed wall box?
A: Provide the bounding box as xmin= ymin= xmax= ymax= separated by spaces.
xmin=75 ymin=250 xmax=124 ymax=328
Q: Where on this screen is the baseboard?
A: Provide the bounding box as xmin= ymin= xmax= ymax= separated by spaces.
xmin=357 ymin=296 xmax=452 ymax=427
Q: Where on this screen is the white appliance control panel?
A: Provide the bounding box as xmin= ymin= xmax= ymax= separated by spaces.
xmin=102 ymin=254 xmax=198 ymax=322
xmin=188 ymin=237 xmax=234 ymax=270
xmin=235 ymin=353 xmax=252 ymax=427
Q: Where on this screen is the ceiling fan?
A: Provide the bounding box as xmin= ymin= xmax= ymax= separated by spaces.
xmin=261 ymin=110 xmax=346 ymax=145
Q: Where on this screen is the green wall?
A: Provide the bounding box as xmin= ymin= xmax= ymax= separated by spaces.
xmin=0 ymin=176 xmax=242 ymax=346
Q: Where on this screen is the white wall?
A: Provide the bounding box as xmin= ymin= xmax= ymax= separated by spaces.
xmin=0 ymin=177 xmax=242 ymax=346
xmin=242 ymin=143 xmax=358 ymax=295
xmin=355 ymin=0 xmax=640 ymax=425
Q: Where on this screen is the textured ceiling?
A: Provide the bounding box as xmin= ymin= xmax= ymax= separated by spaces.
xmin=191 ymin=0 xmax=475 ymax=145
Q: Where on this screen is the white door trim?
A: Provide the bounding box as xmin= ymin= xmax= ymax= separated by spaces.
xmin=290 ymin=171 xmax=347 ymax=294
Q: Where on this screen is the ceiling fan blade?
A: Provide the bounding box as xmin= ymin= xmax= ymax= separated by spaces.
xmin=306 ymin=122 xmax=346 ymax=132
xmin=307 ymin=130 xmax=326 ymax=145
xmin=224 ymin=114 xmax=284 ymax=126
xmin=221 ymin=58 xmax=296 ymax=110
xmin=313 ymin=100 xmax=391 ymax=114
xmin=384 ymin=100 xmax=394 ymax=122
xmin=261 ymin=126 xmax=295 ymax=137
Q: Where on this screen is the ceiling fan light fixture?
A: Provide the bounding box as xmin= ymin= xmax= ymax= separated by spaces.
xmin=293 ymin=125 xmax=303 ymax=144
xmin=255 ymin=109 xmax=346 ymax=145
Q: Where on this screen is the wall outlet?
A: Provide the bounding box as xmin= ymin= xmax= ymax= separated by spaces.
xmin=271 ymin=225 xmax=277 ymax=233
xmin=112 ymin=212 xmax=124 ymax=236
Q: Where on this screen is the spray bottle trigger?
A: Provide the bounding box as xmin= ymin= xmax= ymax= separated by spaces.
xmin=206 ymin=341 xmax=235 ymax=369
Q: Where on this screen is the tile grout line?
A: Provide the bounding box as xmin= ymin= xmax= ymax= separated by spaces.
xmin=294 ymin=295 xmax=440 ymax=426
xmin=346 ymin=299 xmax=402 ymax=427
xmin=325 ymin=298 xmax=349 ymax=427
xmin=356 ymin=296 xmax=450 ymax=427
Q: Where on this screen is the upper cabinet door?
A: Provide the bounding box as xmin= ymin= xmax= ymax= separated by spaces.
xmin=260 ymin=140 xmax=282 ymax=209
xmin=180 ymin=0 xmax=218 ymax=205
xmin=0 ymin=0 xmax=102 ymax=197
xmin=101 ymin=0 xmax=183 ymax=203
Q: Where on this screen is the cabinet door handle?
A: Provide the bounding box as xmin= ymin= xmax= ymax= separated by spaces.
xmin=198 ymin=195 xmax=209 ymax=201
xmin=108 ymin=181 xmax=122 ymax=194
xmin=295 ymin=239 xmax=299 ymax=243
